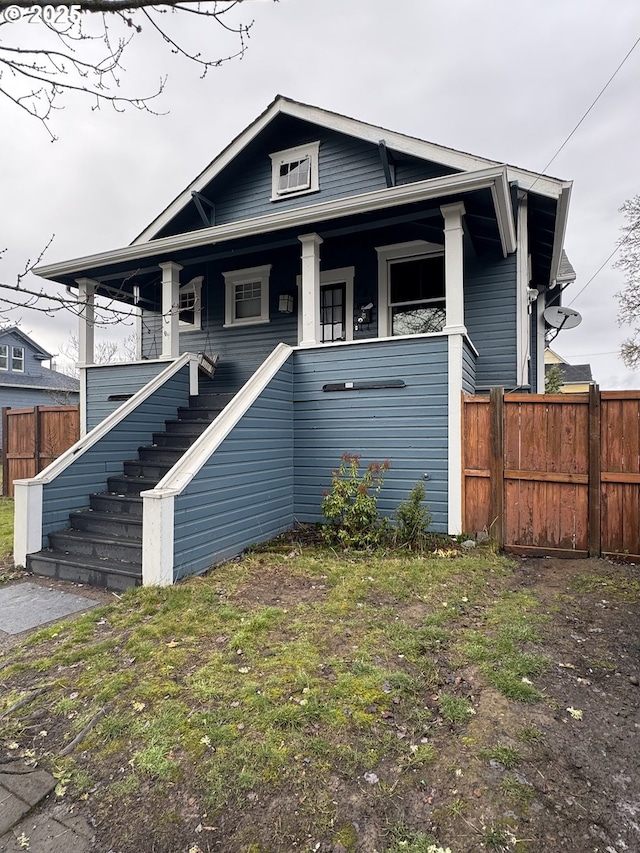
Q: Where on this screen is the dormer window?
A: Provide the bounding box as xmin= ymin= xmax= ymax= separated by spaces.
xmin=270 ymin=142 xmax=319 ymax=201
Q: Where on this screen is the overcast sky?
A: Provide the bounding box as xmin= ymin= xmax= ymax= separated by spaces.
xmin=1 ymin=0 xmax=639 ymax=388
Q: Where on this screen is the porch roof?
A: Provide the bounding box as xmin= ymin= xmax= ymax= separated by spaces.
xmin=35 ymin=166 xmax=516 ymax=303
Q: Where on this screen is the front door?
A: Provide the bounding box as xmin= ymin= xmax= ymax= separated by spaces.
xmin=320 ymin=283 xmax=346 ymax=343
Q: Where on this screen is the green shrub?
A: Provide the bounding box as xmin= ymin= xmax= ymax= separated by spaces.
xmin=394 ymin=481 xmax=432 ymax=548
xmin=321 ymin=453 xmax=390 ymax=549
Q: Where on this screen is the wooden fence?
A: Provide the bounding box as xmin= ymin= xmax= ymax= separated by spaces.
xmin=463 ymin=387 xmax=640 ymax=561
xmin=2 ymin=405 xmax=79 ymax=497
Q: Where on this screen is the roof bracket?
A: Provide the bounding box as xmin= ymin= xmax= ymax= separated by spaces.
xmin=378 ymin=140 xmax=396 ymax=188
xmin=191 ymin=191 xmax=216 ymax=227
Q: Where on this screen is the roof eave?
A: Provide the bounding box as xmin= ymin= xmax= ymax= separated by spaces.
xmin=36 ymin=165 xmax=516 ymax=284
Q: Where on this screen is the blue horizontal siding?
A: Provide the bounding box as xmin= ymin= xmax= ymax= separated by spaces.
xmin=85 ymin=362 xmax=171 ymax=429
xmin=172 ymin=361 xmax=294 ymax=580
xmin=40 ymin=366 xmax=191 ymax=538
xmin=462 ymin=339 xmax=476 ymax=393
xmin=292 ymin=337 xmax=449 ymax=532
xmin=464 ymin=252 xmax=517 ymax=389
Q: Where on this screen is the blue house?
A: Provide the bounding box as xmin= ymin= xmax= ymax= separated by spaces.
xmin=15 ymin=96 xmax=575 ymax=589
xmin=0 ymin=326 xmax=79 ymax=448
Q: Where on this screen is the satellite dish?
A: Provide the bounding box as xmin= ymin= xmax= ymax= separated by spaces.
xmin=544 ymin=306 xmax=582 ymax=330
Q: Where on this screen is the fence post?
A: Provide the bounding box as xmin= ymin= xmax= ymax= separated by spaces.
xmin=489 ymin=386 xmax=505 ymax=548
xmin=588 ymin=384 xmax=601 ymax=557
xmin=34 ymin=405 xmax=41 ymax=475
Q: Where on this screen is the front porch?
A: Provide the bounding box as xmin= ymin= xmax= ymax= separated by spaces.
xmin=15 ymin=333 xmax=474 ymax=588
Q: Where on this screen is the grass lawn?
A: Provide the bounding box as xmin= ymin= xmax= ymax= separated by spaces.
xmin=0 ymin=535 xmax=558 ymax=853
xmin=0 ymin=496 xmax=13 ymax=558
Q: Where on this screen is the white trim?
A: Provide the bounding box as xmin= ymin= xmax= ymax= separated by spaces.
xmin=296 ymin=266 xmax=355 ymax=344
xmin=516 ymin=192 xmax=529 ymax=387
xmin=76 ymin=278 xmax=96 ymax=366
xmin=145 ymin=343 xmax=293 ymax=498
xmin=142 ymin=491 xmax=175 ymax=586
xmin=131 ymin=96 xmax=569 ymax=244
xmin=269 ymin=141 xmax=319 ymax=201
xmin=536 ymin=297 xmax=546 ymax=392
xmin=79 ymin=366 xmax=88 ymax=436
xmin=13 ymin=481 xmax=43 ymax=567
xmin=441 ymin=202 xmax=466 ymax=333
xmin=222 ymin=264 xmax=272 ymax=328
xmin=160 ymin=261 xmax=182 ymax=359
xmin=13 ymin=352 xmax=200 ymax=488
xmin=549 ymin=183 xmax=573 ymax=287
xmin=376 ymin=239 xmax=444 ymax=338
xmin=179 ymin=275 xmax=203 ymax=331
xmin=447 ymin=334 xmax=464 ymax=535
xmin=298 ymin=233 xmax=323 ymax=346
xmin=35 ymin=166 xmax=517 ymax=283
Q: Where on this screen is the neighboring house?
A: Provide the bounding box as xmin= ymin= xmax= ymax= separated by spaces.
xmin=544 ymin=348 xmax=594 ymax=393
xmin=16 ymin=95 xmax=576 ymax=589
xmin=0 ymin=327 xmax=79 ymax=447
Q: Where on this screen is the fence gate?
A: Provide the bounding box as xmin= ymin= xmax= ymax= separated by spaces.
xmin=2 ymin=405 xmax=79 ymax=497
xmin=463 ymin=387 xmax=640 ymax=561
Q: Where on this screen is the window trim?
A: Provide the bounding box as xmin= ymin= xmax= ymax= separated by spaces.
xmin=295 ymin=266 xmax=355 ymax=345
xmin=269 ymin=141 xmax=320 ymax=201
xmin=376 ymin=240 xmax=444 ymax=338
xmin=11 ymin=345 xmax=25 ymax=372
xmin=223 ymin=264 xmax=272 ymax=328
xmin=178 ymin=275 xmax=203 ymax=332
xmin=0 ymin=344 xmax=7 ymax=371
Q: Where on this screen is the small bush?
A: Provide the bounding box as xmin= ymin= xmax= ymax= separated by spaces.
xmin=394 ymin=481 xmax=432 ymax=548
xmin=321 ymin=453 xmax=390 ymax=549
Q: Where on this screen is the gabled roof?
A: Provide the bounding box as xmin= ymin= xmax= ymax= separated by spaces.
xmin=545 ymin=362 xmax=593 ymax=384
xmin=133 ymin=95 xmax=572 ymax=246
xmin=0 ymin=325 xmax=52 ymax=360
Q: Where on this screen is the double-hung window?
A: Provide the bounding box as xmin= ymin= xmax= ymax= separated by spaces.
xmin=0 ymin=345 xmax=7 ymax=370
xmin=178 ymin=276 xmax=203 ymax=331
xmin=377 ymin=241 xmax=446 ymax=337
xmin=223 ymin=265 xmax=272 ymax=328
xmin=270 ymin=142 xmax=319 ymax=201
xmin=11 ymin=346 xmax=24 ymax=372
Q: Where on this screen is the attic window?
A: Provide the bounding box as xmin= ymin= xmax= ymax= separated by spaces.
xmin=270 ymin=142 xmax=319 ymax=201
xmin=0 ymin=345 xmax=7 ymax=370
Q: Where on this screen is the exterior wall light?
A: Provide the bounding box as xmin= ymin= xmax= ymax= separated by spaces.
xmin=278 ymin=293 xmax=295 ymax=314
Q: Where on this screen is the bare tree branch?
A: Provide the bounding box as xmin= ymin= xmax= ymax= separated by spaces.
xmin=0 ymin=1 xmax=268 ymax=138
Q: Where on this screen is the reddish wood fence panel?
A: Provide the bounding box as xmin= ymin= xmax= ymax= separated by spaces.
xmin=2 ymin=405 xmax=79 ymax=497
xmin=463 ymin=389 xmax=640 ymax=561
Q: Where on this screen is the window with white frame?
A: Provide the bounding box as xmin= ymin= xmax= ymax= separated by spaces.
xmin=178 ymin=276 xmax=203 ymax=331
xmin=11 ymin=345 xmax=24 ymax=372
xmin=0 ymin=345 xmax=7 ymax=370
xmin=223 ymin=265 xmax=272 ymax=328
xmin=269 ymin=142 xmax=320 ymax=201
xmin=376 ymin=241 xmax=445 ymax=337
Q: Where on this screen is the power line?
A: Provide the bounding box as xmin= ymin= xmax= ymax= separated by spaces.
xmin=532 ymin=35 xmax=640 ymax=186
xmin=568 ymin=222 xmax=640 ymax=306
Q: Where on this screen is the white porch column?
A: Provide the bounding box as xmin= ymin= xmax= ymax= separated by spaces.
xmin=76 ymin=277 xmax=97 ymax=436
xmin=440 ymin=202 xmax=467 ymax=334
xmin=76 ymin=278 xmax=96 ymax=365
xmin=159 ymin=261 xmax=183 ymax=359
xmin=13 ymin=480 xmax=43 ymax=566
xmin=440 ymin=202 xmax=466 ymax=536
xmin=298 ymin=233 xmax=323 ymax=346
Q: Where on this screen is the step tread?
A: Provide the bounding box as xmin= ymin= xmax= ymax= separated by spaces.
xmin=50 ymin=528 xmax=142 ymax=550
xmin=29 ymin=550 xmax=142 ymax=577
xmin=71 ymin=508 xmax=143 ymax=525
